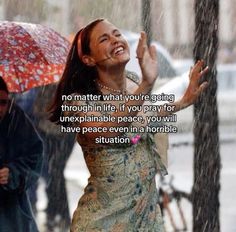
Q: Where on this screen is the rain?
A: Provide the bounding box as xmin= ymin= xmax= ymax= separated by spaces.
xmin=0 ymin=0 xmax=236 ymax=231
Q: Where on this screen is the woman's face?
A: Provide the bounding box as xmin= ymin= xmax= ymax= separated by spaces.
xmin=88 ymin=20 xmax=130 ymax=67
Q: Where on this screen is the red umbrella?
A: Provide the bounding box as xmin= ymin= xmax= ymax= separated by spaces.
xmin=0 ymin=21 xmax=71 ymax=92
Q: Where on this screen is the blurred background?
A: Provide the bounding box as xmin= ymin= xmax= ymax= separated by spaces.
xmin=1 ymin=0 xmax=236 ymax=62
xmin=0 ymin=0 xmax=235 ymax=231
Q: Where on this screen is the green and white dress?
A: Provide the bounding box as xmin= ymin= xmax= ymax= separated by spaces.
xmin=67 ymin=73 xmax=168 ymax=232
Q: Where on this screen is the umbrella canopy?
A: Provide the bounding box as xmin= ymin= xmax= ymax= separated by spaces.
xmin=0 ymin=21 xmax=71 ymax=92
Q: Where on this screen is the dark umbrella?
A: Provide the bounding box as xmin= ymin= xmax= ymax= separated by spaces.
xmin=0 ymin=21 xmax=70 ymax=92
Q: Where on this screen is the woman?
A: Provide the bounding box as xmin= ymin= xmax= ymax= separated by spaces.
xmin=49 ymin=18 xmax=208 ymax=231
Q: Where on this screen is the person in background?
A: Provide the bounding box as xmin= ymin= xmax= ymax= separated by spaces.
xmin=0 ymin=76 xmax=43 ymax=232
xmin=14 ymin=87 xmax=40 ymax=215
xmin=49 ymin=18 xmax=208 ymax=231
xmin=15 ymin=83 xmax=76 ymax=232
xmin=33 ymin=84 xmax=76 ymax=232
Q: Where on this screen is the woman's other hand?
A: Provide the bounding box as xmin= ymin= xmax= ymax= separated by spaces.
xmin=136 ymin=32 xmax=158 ymax=87
xmin=181 ymin=60 xmax=209 ymax=108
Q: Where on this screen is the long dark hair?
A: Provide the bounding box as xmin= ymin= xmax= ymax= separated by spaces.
xmin=48 ymin=18 xmax=105 ymax=123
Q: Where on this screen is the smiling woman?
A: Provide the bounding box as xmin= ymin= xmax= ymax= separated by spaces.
xmin=48 ymin=18 xmax=208 ymax=232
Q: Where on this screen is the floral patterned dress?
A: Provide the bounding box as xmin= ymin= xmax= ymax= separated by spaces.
xmin=67 ymin=73 xmax=168 ymax=232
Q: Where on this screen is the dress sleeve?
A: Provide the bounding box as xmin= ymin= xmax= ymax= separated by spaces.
xmin=143 ymin=105 xmax=169 ymax=173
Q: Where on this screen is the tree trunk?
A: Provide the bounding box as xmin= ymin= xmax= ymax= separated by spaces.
xmin=141 ymin=0 xmax=152 ymax=45
xmin=193 ymin=1 xmax=221 ymax=231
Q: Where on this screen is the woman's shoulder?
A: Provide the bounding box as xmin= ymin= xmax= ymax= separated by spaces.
xmin=126 ymin=70 xmax=140 ymax=85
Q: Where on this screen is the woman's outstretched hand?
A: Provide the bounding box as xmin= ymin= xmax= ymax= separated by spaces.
xmin=181 ymin=60 xmax=209 ymax=108
xmin=136 ymin=32 xmax=158 ymax=87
